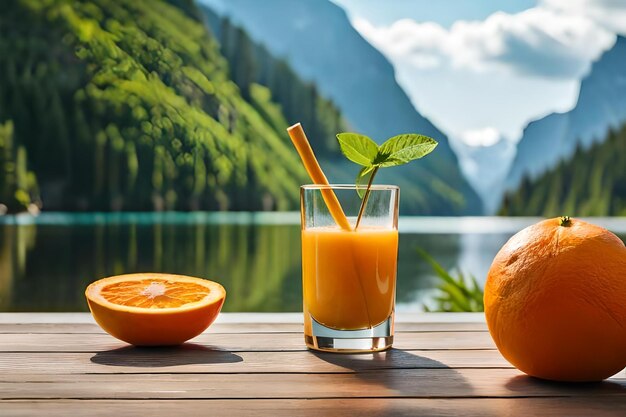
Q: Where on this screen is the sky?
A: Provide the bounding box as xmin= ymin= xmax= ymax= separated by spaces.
xmin=332 ymin=0 xmax=626 ymax=146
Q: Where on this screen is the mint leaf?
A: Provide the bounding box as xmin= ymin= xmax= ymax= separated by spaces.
xmin=377 ymin=134 xmax=438 ymax=167
xmin=335 ymin=130 xmax=438 ymax=230
xmin=356 ymin=166 xmax=374 ymax=199
xmin=336 ymin=133 xmax=379 ymax=167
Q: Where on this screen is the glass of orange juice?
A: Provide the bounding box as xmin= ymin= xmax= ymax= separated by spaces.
xmin=301 ymin=184 xmax=399 ymax=352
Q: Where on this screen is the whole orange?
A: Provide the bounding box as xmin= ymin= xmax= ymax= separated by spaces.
xmin=484 ymin=217 xmax=626 ymax=382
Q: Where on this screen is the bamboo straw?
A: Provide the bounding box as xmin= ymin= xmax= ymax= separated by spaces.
xmin=287 ymin=123 xmax=352 ymax=231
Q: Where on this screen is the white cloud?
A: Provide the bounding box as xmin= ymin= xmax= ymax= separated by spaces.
xmin=351 ymin=4 xmax=620 ymax=147
xmin=353 ymin=8 xmax=615 ymax=79
xmin=542 ymin=0 xmax=626 ymax=35
xmin=459 ymin=127 xmax=502 ymax=147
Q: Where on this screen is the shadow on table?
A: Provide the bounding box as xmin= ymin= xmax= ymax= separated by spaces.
xmin=312 ymin=348 xmax=473 ymax=395
xmin=505 ymin=373 xmax=626 ymax=394
xmin=311 ymin=348 xmax=454 ymax=371
xmin=90 ymin=343 xmax=243 ymax=367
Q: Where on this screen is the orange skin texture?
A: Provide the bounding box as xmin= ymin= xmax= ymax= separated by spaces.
xmin=86 ymin=274 xmax=225 ymax=346
xmin=484 ymin=217 xmax=626 ymax=382
xmin=87 ymin=296 xmax=224 ymax=346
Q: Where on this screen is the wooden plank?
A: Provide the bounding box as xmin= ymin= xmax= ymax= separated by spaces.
xmin=0 ymin=312 xmax=487 ymax=324
xmin=0 ymin=322 xmax=488 ymax=334
xmin=3 ymin=313 xmax=623 ymax=417
xmin=2 ymin=398 xmax=626 ymax=417
xmin=0 ymin=331 xmax=496 ymax=352
xmin=0 ymin=370 xmax=624 ymax=399
xmin=0 ymin=349 xmax=512 ymax=374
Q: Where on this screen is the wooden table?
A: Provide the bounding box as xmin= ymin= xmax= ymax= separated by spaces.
xmin=1 ymin=313 xmax=625 ymax=416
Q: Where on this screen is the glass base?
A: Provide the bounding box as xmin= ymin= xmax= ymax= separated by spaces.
xmin=304 ymin=315 xmax=393 ymax=353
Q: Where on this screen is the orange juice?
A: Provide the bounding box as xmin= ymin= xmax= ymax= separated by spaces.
xmin=302 ymin=226 xmax=398 ymax=330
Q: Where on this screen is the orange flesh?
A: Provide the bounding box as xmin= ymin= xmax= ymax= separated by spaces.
xmin=100 ymin=279 xmax=210 ymax=308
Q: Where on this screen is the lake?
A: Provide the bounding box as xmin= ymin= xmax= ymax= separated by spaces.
xmin=1 ymin=213 xmax=625 ymax=312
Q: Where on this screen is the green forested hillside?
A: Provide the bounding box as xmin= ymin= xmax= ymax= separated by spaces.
xmin=0 ymin=0 xmax=316 ymax=212
xmin=212 ymin=14 xmax=348 ymax=157
xmin=499 ymin=124 xmax=626 ymax=216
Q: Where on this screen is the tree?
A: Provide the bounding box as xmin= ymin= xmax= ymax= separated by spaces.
xmin=0 ymin=120 xmax=38 ymax=212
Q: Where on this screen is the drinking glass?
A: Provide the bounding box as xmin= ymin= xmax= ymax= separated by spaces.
xmin=300 ymin=184 xmax=399 ymax=352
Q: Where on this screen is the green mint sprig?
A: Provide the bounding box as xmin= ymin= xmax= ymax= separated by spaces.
xmin=336 ymin=133 xmax=438 ymax=229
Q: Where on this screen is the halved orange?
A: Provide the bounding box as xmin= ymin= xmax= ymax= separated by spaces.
xmin=85 ymin=273 xmax=226 ymax=346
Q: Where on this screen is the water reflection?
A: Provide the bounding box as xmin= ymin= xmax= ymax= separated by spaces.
xmin=0 ymin=217 xmax=459 ymax=312
xmin=7 ymin=214 xmax=623 ymax=312
xmin=1 ymin=221 xmax=306 ymax=312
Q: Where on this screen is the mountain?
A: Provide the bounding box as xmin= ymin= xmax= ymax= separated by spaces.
xmin=505 ymin=36 xmax=626 ymax=194
xmin=500 ymin=123 xmax=626 ymax=216
xmin=0 ymin=0 xmax=319 ymax=212
xmin=454 ymin=138 xmax=517 ymax=214
xmin=200 ymin=0 xmax=482 ymax=215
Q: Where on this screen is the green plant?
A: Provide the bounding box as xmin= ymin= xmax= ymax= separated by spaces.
xmin=336 ymin=132 xmax=437 ymax=228
xmin=417 ymin=248 xmax=484 ymax=312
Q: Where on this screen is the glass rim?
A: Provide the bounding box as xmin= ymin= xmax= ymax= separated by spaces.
xmin=300 ymin=184 xmax=399 ymax=191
